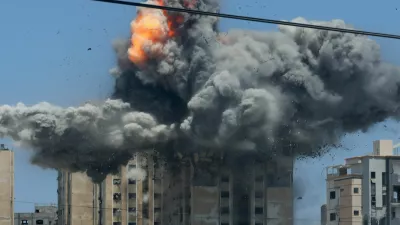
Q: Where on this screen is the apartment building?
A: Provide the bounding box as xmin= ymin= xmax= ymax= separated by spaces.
xmin=57 ymin=152 xmax=162 ymax=225
xmin=0 ymin=144 xmax=14 ymax=225
xmin=325 ymin=140 xmax=400 ymax=225
xmin=161 ymin=151 xmax=294 ymax=225
xmin=58 ymin=150 xmax=293 ymax=225
xmin=14 ymin=204 xmax=57 ymax=225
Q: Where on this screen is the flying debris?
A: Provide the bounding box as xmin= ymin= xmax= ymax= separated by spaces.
xmin=1 ymin=0 xmax=400 ymax=181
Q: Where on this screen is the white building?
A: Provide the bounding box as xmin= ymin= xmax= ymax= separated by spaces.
xmin=325 ymin=140 xmax=400 ymax=225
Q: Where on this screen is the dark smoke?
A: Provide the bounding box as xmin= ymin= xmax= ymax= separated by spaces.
xmin=1 ymin=0 xmax=400 ymax=181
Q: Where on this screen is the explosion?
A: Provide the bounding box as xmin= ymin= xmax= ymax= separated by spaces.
xmin=1 ymin=0 xmax=400 ymax=182
xmin=128 ymin=0 xmax=185 ymax=65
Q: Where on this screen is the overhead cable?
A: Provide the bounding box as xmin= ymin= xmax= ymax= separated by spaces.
xmin=93 ymin=0 xmax=400 ymax=40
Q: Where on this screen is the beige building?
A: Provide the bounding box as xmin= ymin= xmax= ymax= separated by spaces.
xmin=326 ymin=167 xmax=362 ymax=225
xmin=14 ymin=204 xmax=57 ymax=225
xmin=325 ymin=140 xmax=400 ymax=225
xmin=161 ymin=152 xmax=294 ymax=225
xmin=57 ymin=152 xmax=162 ymax=225
xmin=0 ymin=144 xmax=14 ymax=225
xmin=58 ymin=151 xmax=293 ymax=225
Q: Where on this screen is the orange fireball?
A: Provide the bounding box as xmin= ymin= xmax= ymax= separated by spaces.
xmin=128 ymin=0 xmax=183 ymax=66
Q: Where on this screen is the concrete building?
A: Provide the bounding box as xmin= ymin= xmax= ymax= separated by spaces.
xmin=161 ymin=152 xmax=294 ymax=225
xmin=325 ymin=140 xmax=400 ymax=225
xmin=58 ymin=151 xmax=294 ymax=225
xmin=14 ymin=204 xmax=57 ymax=225
xmin=0 ymin=144 xmax=14 ymax=225
xmin=57 ymin=152 xmax=162 ymax=225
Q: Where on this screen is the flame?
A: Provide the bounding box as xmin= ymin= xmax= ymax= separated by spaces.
xmin=128 ymin=0 xmax=186 ymax=66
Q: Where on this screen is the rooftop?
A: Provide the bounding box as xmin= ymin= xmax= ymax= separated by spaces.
xmin=0 ymin=144 xmax=9 ymax=151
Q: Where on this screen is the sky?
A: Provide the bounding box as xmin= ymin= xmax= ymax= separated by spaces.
xmin=1 ymin=0 xmax=400 ymax=223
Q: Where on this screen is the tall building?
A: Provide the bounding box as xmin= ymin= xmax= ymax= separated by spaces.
xmin=58 ymin=151 xmax=294 ymax=225
xmin=14 ymin=204 xmax=57 ymax=225
xmin=57 ymin=152 xmax=162 ymax=225
xmin=161 ymin=152 xmax=294 ymax=225
xmin=0 ymin=144 xmax=14 ymax=225
xmin=325 ymin=140 xmax=400 ymax=225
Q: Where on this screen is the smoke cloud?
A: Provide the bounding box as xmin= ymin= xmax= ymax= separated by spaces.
xmin=1 ymin=0 xmax=400 ymax=181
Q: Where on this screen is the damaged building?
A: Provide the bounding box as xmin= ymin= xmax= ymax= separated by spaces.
xmin=325 ymin=140 xmax=400 ymax=225
xmin=57 ymin=151 xmax=293 ymax=225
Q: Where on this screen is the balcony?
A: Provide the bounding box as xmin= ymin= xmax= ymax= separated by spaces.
xmin=326 ymin=164 xmax=362 ymax=180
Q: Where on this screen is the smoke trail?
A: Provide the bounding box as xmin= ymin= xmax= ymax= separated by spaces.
xmin=1 ymin=0 xmax=400 ymax=181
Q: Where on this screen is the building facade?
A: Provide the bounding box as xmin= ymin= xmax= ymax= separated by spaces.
xmin=160 ymin=152 xmax=294 ymax=225
xmin=14 ymin=204 xmax=57 ymax=225
xmin=58 ymin=151 xmax=294 ymax=225
xmin=0 ymin=144 xmax=14 ymax=225
xmin=325 ymin=140 xmax=400 ymax=225
xmin=57 ymin=152 xmax=162 ymax=225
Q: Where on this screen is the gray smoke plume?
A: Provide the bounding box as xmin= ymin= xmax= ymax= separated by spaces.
xmin=1 ymin=0 xmax=400 ymax=181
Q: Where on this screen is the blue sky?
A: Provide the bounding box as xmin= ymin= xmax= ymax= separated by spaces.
xmin=1 ymin=0 xmax=400 ymax=223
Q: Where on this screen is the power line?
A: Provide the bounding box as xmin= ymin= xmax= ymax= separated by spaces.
xmin=92 ymin=0 xmax=400 ymax=40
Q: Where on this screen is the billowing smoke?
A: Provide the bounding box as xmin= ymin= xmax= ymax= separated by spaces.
xmin=1 ymin=0 xmax=400 ymax=181
xmin=127 ymin=156 xmax=147 ymax=180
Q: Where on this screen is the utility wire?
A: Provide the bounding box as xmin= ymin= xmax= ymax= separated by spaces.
xmin=92 ymin=0 xmax=400 ymax=40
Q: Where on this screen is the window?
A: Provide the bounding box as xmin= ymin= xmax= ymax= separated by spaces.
xmin=128 ymin=223 xmax=137 ymax=225
xmin=36 ymin=220 xmax=43 ymax=225
xmin=22 ymin=220 xmax=28 ymax=225
xmin=371 ymin=171 xmax=376 ymax=178
xmin=255 ymin=175 xmax=263 ymax=182
xmin=354 ymin=210 xmax=359 ymax=216
xmin=220 ymin=207 xmax=229 ymax=214
xmin=255 ymin=223 xmax=263 ymax=225
xmin=113 ymin=179 xmax=121 ymax=185
xmin=128 ymin=208 xmax=136 ymax=213
xmin=154 ymin=207 xmax=161 ymax=212
xmin=221 ymin=191 xmax=229 ymax=198
xmin=372 ymin=196 xmax=376 ymax=207
xmin=221 ymin=223 xmax=229 ymax=225
xmin=113 ymin=208 xmax=121 ymax=214
xmin=35 ymin=209 xmax=40 ymax=213
xmin=128 ymin=164 xmax=136 ymax=169
xmin=143 ymin=207 xmax=149 ymax=215
xmin=330 ymin=213 xmax=336 ymax=221
xmin=354 ymin=187 xmax=359 ymax=193
xmin=128 ymin=193 xmax=136 ymax=199
xmin=382 ymin=172 xmax=387 ymax=185
xmin=113 ymin=193 xmax=121 ymax=200
xmin=221 ymin=176 xmax=229 ymax=182
xmin=254 ymin=191 xmax=263 ymax=198
xmin=113 ymin=223 xmax=121 ymax=225
xmin=330 ymin=191 xmax=336 ymax=199
xmin=383 ymin=195 xmax=387 ymax=206
xmin=255 ymin=207 xmax=263 ymax=214
xmin=154 ymin=193 xmax=161 ymax=199
xmin=128 ymin=179 xmax=136 ymax=184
